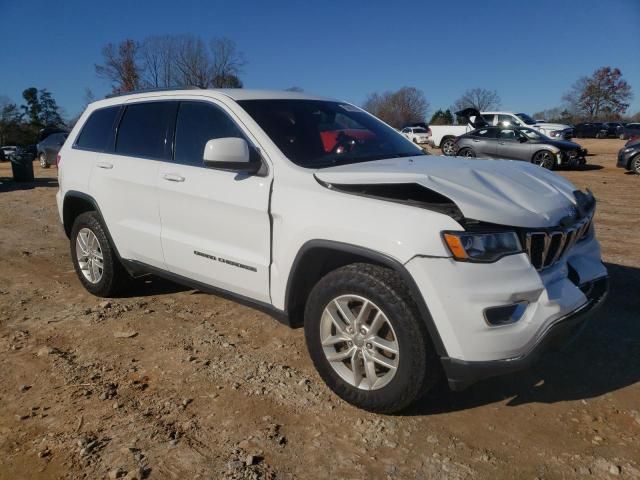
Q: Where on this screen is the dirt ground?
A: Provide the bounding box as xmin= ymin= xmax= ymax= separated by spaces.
xmin=0 ymin=139 xmax=639 ymax=480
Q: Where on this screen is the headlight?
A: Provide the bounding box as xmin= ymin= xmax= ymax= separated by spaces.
xmin=624 ymin=147 xmax=635 ymax=153
xmin=549 ymin=131 xmax=560 ymax=137
xmin=442 ymin=231 xmax=522 ymax=262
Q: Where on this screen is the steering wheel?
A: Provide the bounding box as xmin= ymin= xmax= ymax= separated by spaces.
xmin=331 ymin=131 xmax=357 ymax=155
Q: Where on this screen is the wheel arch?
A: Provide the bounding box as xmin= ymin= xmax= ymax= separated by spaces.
xmin=62 ymin=191 xmax=125 ymax=264
xmin=283 ymin=240 xmax=448 ymax=356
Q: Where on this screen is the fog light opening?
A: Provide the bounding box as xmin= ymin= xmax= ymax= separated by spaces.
xmin=484 ymin=301 xmax=528 ymax=327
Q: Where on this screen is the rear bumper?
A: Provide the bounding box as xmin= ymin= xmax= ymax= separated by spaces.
xmin=442 ymin=276 xmax=608 ymax=390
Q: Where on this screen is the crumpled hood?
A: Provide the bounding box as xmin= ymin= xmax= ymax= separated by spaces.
xmin=315 ymin=156 xmax=586 ymax=228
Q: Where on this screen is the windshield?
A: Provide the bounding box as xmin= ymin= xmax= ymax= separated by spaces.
xmin=238 ymin=99 xmax=425 ymax=168
xmin=412 ymin=127 xmax=427 ymax=133
xmin=518 ymin=127 xmax=547 ymax=140
xmin=515 ymin=113 xmax=536 ymax=125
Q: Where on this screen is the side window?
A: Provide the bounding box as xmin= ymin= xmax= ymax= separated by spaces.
xmin=474 ymin=128 xmax=497 ymax=138
xmin=174 ymin=101 xmax=244 ymax=167
xmin=481 ymin=114 xmax=495 ymax=124
xmin=498 ymin=129 xmax=517 ymax=140
xmin=75 ymin=106 xmax=120 ymax=151
xmin=116 ymin=102 xmax=175 ymax=160
xmin=498 ymin=114 xmax=518 ymax=127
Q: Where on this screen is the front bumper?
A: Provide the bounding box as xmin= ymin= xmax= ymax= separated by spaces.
xmin=442 ymin=276 xmax=608 ymax=390
xmin=617 ymin=149 xmax=636 ymax=169
xmin=405 ymin=233 xmax=607 ymax=389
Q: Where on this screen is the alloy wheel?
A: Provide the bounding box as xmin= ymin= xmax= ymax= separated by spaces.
xmin=75 ymin=227 xmax=104 ymax=284
xmin=441 ymin=139 xmax=455 ymax=156
xmin=320 ymin=294 xmax=399 ymax=391
xmin=39 ymin=153 xmax=47 ymax=168
xmin=533 ymin=151 xmax=555 ymax=170
xmin=633 ymin=156 xmax=640 ymax=175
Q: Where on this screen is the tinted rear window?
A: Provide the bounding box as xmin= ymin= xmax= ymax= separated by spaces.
xmin=116 ymin=102 xmax=175 ymax=160
xmin=75 ymin=106 xmax=120 ymax=151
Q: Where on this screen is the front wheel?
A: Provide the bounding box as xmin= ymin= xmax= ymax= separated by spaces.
xmin=632 ymin=155 xmax=640 ymax=175
xmin=39 ymin=152 xmax=50 ymax=168
xmin=304 ymin=263 xmax=440 ymax=413
xmin=70 ymin=211 xmax=129 ymax=297
xmin=441 ymin=137 xmax=456 ymax=156
xmin=532 ymin=150 xmax=556 ymax=170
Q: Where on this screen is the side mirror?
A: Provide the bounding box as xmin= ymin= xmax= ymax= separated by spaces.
xmin=518 ymin=136 xmax=528 ymax=143
xmin=203 ymin=137 xmax=260 ymax=173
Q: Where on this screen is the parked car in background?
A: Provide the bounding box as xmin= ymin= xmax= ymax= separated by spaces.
xmin=617 ymin=138 xmax=640 ymax=174
xmin=453 ymin=126 xmax=586 ymax=169
xmin=37 ymin=132 xmax=68 ymax=168
xmin=602 ymin=122 xmax=625 ymax=138
xmin=400 ymin=126 xmax=430 ymax=144
xmin=573 ymin=122 xmax=607 ymax=138
xmin=1 ymin=145 xmax=18 ymax=160
xmin=482 ymin=112 xmax=573 ymax=139
xmin=620 ymin=123 xmax=640 ymax=141
xmin=429 ymin=109 xmax=572 ymax=155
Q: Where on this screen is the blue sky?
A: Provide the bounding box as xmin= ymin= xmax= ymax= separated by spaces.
xmin=1 ymin=0 xmax=639 ymax=119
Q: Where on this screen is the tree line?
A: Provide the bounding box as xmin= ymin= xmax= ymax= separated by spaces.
xmin=95 ymin=35 xmax=246 ymax=94
xmin=362 ymin=66 xmax=636 ymax=129
xmin=0 ymin=88 xmax=65 ymax=146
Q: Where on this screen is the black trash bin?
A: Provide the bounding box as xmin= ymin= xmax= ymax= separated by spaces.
xmin=11 ymin=154 xmax=35 ymax=182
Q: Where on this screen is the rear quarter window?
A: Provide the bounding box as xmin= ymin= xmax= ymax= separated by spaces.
xmin=75 ymin=106 xmax=120 ymax=151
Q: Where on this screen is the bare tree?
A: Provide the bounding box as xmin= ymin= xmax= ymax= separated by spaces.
xmin=563 ymin=67 xmax=633 ymax=120
xmin=452 ymin=88 xmax=501 ymax=112
xmin=210 ymin=37 xmax=246 ymax=88
xmin=173 ymin=35 xmax=211 ymax=88
xmin=363 ymin=87 xmax=430 ymax=128
xmin=140 ymin=35 xmax=179 ymax=88
xmin=95 ymin=39 xmax=141 ymax=94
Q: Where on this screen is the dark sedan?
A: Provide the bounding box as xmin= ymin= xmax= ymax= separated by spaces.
xmin=453 ymin=126 xmax=587 ymax=170
xmin=617 ymin=139 xmax=640 ymax=174
xmin=573 ymin=122 xmax=607 ymax=138
xmin=620 ymin=123 xmax=640 ymax=141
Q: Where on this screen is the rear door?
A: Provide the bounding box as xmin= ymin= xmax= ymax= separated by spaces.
xmin=89 ymin=100 xmax=175 ymax=269
xmin=157 ymin=99 xmax=272 ymax=303
xmin=468 ymin=127 xmax=498 ymax=158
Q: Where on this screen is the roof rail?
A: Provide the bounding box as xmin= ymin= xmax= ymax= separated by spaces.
xmin=105 ymin=86 xmax=203 ymax=99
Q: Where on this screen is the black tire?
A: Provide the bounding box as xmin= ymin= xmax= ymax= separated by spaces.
xmin=440 ymin=137 xmax=456 ymax=156
xmin=457 ymin=147 xmax=475 ymax=158
xmin=304 ymin=263 xmax=441 ymax=413
xmin=532 ymin=150 xmax=556 ymax=170
xmin=70 ymin=211 xmax=129 ymax=297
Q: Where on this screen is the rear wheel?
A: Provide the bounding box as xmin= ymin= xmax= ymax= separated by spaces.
xmin=457 ymin=147 xmax=475 ymax=158
xmin=632 ymin=155 xmax=640 ymax=175
xmin=39 ymin=152 xmax=49 ymax=168
xmin=532 ymin=150 xmax=556 ymax=170
xmin=70 ymin=211 xmax=129 ymax=297
xmin=304 ymin=263 xmax=441 ymax=413
xmin=441 ymin=137 xmax=456 ymax=156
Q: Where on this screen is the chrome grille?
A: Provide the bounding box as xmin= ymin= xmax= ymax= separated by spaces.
xmin=524 ymin=216 xmax=593 ymax=270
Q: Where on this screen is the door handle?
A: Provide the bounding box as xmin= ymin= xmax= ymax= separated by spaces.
xmin=96 ymin=162 xmax=113 ymax=169
xmin=162 ymin=173 xmax=185 ymax=182
xmin=472 ymin=139 xmax=480 ymax=142
xmin=498 ymin=142 xmax=505 ymax=145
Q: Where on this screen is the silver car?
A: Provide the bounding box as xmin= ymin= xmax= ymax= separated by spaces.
xmin=453 ymin=126 xmax=587 ymax=170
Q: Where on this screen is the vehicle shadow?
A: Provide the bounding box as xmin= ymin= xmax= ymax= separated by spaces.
xmin=0 ymin=177 xmax=59 ymax=192
xmin=119 ymin=275 xmax=190 ymax=298
xmin=407 ymin=262 xmax=640 ymax=416
xmin=571 ymin=164 xmax=604 ymax=171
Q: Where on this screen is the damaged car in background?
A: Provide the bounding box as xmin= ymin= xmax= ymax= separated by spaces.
xmin=57 ymin=90 xmax=608 ymax=413
xmin=452 ymin=120 xmax=587 ymax=170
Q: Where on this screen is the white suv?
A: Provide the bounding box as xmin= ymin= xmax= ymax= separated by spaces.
xmin=400 ymin=126 xmax=430 ymax=144
xmin=56 ymin=89 xmax=608 ymax=413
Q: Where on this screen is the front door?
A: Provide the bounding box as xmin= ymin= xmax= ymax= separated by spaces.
xmin=157 ymin=100 xmax=272 ymax=303
xmin=496 ymin=128 xmax=529 ymax=161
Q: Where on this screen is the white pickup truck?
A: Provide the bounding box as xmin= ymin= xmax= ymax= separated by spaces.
xmin=429 ymin=109 xmax=573 ymax=155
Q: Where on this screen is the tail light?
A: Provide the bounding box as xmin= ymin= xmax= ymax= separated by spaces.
xmin=56 ymin=154 xmax=61 ymax=167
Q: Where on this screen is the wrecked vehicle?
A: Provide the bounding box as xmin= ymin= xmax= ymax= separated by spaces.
xmin=453 ymin=123 xmax=587 ymax=169
xmin=56 ymin=89 xmax=608 ymax=413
